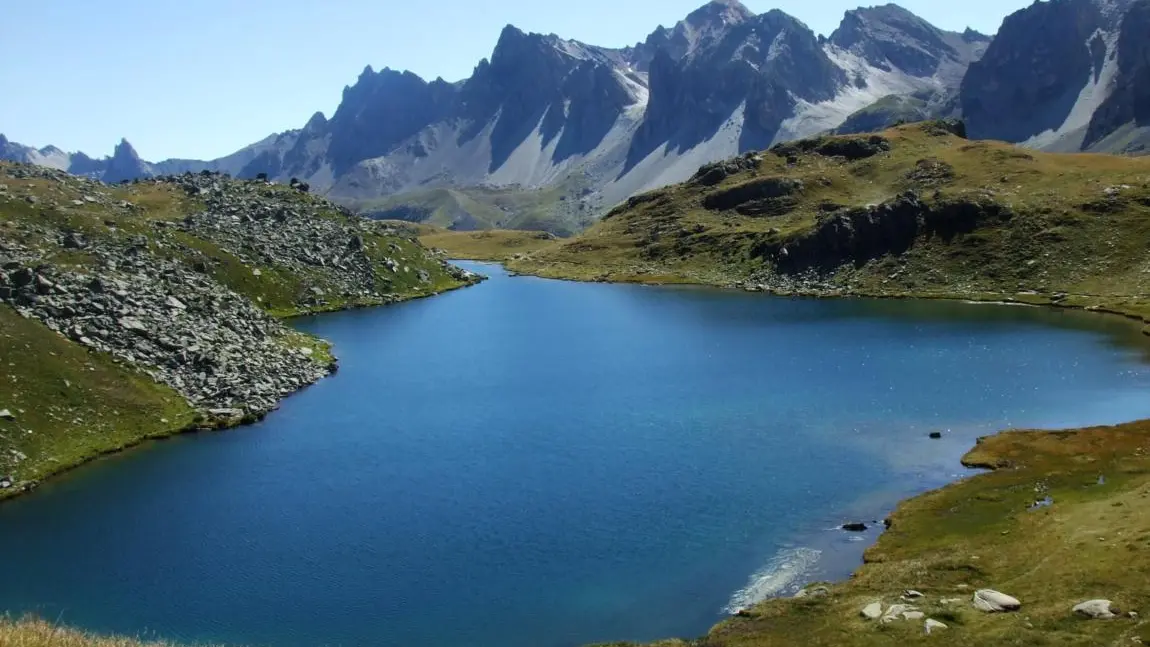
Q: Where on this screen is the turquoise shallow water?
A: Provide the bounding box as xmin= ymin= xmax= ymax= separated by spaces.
xmin=3 ymin=262 xmax=1150 ymax=647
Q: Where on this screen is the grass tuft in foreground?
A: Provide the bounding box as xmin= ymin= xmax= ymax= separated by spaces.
xmin=0 ymin=616 xmax=221 ymax=647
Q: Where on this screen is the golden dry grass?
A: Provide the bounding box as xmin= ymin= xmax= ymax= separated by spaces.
xmin=0 ymin=617 xmax=219 ymax=647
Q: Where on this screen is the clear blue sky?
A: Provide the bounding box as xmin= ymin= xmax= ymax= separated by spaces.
xmin=0 ymin=0 xmax=1032 ymax=162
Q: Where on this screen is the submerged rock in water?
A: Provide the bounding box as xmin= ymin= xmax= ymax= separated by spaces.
xmin=841 ymin=522 xmax=868 ymax=532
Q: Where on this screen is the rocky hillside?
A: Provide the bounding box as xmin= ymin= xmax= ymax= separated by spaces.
xmin=0 ymin=162 xmax=479 ymax=496
xmin=502 ymin=121 xmax=1150 ymax=319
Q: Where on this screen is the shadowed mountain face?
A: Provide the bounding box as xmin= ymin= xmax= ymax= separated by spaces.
xmin=6 ymin=0 xmax=1148 ymax=233
xmin=326 ymin=69 xmax=456 ymax=176
xmin=631 ymin=10 xmax=845 ymax=166
xmin=961 ymin=0 xmax=1109 ymax=143
xmin=1084 ymin=0 xmax=1150 ymax=151
xmin=459 ymin=26 xmax=641 ymax=171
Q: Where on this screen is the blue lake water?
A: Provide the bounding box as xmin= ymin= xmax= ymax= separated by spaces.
xmin=3 ymin=261 xmax=1150 ymax=647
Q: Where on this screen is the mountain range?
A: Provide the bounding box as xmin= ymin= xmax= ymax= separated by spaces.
xmin=3 ymin=0 xmax=1149 ymax=233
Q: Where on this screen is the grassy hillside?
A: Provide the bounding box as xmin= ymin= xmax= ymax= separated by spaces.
xmin=0 ymin=163 xmax=476 ymax=498
xmin=351 ymin=181 xmax=597 ymax=236
xmin=509 ymin=121 xmax=1150 ymax=320
xmin=0 ymin=306 xmax=196 ymax=490
xmin=418 ymin=227 xmax=560 ymax=262
xmin=834 ymin=95 xmax=931 ymax=135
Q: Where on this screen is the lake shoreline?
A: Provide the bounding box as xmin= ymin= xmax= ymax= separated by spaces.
xmin=5 ymin=259 xmax=1150 ymax=647
xmin=458 ymin=258 xmax=1150 ymax=645
xmin=0 ymin=276 xmax=482 ymax=505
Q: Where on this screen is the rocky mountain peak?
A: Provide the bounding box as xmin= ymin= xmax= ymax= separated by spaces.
xmin=634 ymin=8 xmax=845 ymax=164
xmin=684 ymin=0 xmax=754 ymax=29
xmin=327 ymin=66 xmax=455 ymax=176
xmin=961 ymin=27 xmax=991 ymax=43
xmin=103 ymin=139 xmax=152 ymax=184
xmin=302 ymin=111 xmax=328 ymax=133
xmin=828 ymin=3 xmax=980 ymax=78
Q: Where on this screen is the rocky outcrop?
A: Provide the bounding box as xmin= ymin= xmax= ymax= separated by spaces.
xmin=1 ymin=246 xmax=325 ymax=417
xmin=770 ymin=134 xmax=892 ymax=162
xmin=0 ymin=163 xmax=478 ymax=419
xmin=757 ymin=191 xmax=1011 ymax=274
xmin=703 ymin=176 xmax=803 ymax=215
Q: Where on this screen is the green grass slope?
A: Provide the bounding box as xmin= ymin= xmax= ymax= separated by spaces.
xmin=512 ymin=121 xmax=1150 ymax=320
xmin=0 ymin=306 xmax=196 ymax=491
xmin=352 ymin=182 xmax=597 ymax=237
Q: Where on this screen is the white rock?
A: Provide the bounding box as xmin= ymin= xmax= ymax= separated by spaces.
xmin=882 ymin=604 xmax=917 ymax=623
xmin=973 ymin=589 xmax=1021 ymax=612
xmin=903 ymin=590 xmax=926 ymax=599
xmin=903 ymin=611 xmax=925 ymax=621
xmin=861 ymin=602 xmax=884 ymax=620
xmin=0 ymin=409 xmax=13 ymax=421
xmin=924 ymin=618 xmax=949 ymax=634
xmin=1074 ymin=600 xmax=1116 ymax=619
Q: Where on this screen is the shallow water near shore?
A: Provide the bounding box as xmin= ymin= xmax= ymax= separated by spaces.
xmin=4 ymin=262 xmax=1150 ymax=647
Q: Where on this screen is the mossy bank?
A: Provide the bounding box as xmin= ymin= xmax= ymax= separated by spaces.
xmin=0 ymin=163 xmax=481 ymax=499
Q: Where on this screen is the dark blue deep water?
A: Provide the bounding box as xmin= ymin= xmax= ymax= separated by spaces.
xmin=4 ymin=262 xmax=1150 ymax=647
